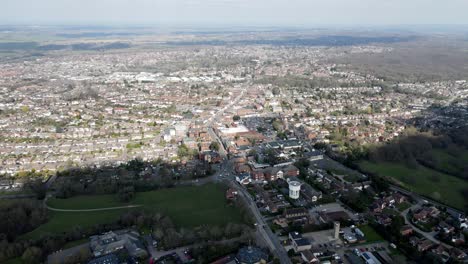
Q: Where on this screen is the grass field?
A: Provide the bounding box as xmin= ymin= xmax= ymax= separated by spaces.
xmin=3 ymin=258 xmax=24 ymax=264
xmin=21 ymin=209 xmax=127 ymax=240
xmin=430 ymin=148 xmax=468 ymax=176
xmin=359 ymin=161 xmax=468 ymax=210
xmin=23 ymin=184 xmax=243 ymax=240
xmin=358 ymin=225 xmax=384 ymax=243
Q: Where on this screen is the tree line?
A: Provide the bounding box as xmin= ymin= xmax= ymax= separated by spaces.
xmin=367 ymin=127 xmax=468 ymax=180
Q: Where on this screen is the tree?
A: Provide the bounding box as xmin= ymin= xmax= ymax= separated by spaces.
xmin=117 ymin=186 xmax=135 ymax=202
xmin=21 ymin=247 xmax=42 ymax=264
xmin=233 ymin=115 xmax=240 ymax=121
xmin=177 ymin=144 xmax=190 ymax=158
xmin=209 ymin=141 xmax=220 ymax=151
xmin=272 ymin=87 xmax=280 ymax=95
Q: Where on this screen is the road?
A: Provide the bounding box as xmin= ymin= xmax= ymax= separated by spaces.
xmin=389 ymin=185 xmax=463 ymax=218
xmin=206 ymin=88 xmax=292 ymax=263
xmin=401 ymin=201 xmax=453 ymax=249
xmin=232 ymin=183 xmax=292 ymax=264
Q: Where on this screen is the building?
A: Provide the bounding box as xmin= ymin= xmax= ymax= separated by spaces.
xmin=226 ymin=188 xmax=238 ymax=200
xmin=235 ymin=246 xmax=268 ymax=264
xmin=288 ymin=180 xmax=301 ymax=199
xmin=236 ymin=173 xmax=251 ymax=185
xmin=400 ymin=225 xmax=414 ymax=236
xmin=90 ymin=229 xmax=147 ymax=258
xmin=319 ymin=211 xmax=351 ymax=223
xmin=284 ymin=207 xmax=309 ymax=220
xmin=301 ymin=250 xmax=320 ymax=263
xmin=289 ymin=232 xmax=312 ymax=252
xmin=88 ymin=254 xmax=120 ymax=264
xmin=301 ymin=184 xmax=322 ymax=203
xmin=304 ymin=150 xmax=324 ymax=161
xmin=334 ymin=221 xmax=340 ymax=239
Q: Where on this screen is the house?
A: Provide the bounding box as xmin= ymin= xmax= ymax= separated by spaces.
xmin=413 ymin=206 xmax=440 ymax=222
xmin=284 ymin=207 xmax=309 ymax=220
xmin=301 ymin=184 xmax=322 ymax=203
xmin=376 ymin=214 xmax=392 ymax=227
xmin=251 ymin=170 xmax=265 ymax=182
xmin=438 ymin=221 xmax=455 ymax=234
xmin=450 ymin=248 xmax=468 ymax=262
xmin=266 ymin=201 xmax=279 ymax=213
xmin=235 ymin=164 xmax=251 ymax=174
xmin=400 ymin=225 xmax=414 ymax=236
xmin=200 ymin=151 xmax=222 ymax=163
xmin=283 ymin=165 xmax=299 ymax=177
xmin=226 ymin=188 xmax=238 ymax=200
xmin=264 ymin=167 xmax=283 ymax=181
xmin=370 ymin=200 xmax=386 ymax=213
xmin=417 ymin=239 xmax=434 ymax=252
xmin=431 ymin=245 xmax=450 ymax=262
xmin=301 ymin=250 xmax=320 ymax=263
xmin=236 ymin=173 xmax=251 ymax=185
xmin=392 ymin=193 xmax=408 ymax=204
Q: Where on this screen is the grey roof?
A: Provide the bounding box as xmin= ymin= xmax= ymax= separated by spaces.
xmin=88 ymin=254 xmax=120 ymax=264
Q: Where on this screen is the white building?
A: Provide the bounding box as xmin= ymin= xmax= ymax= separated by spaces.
xmin=289 ymin=181 xmax=301 ymax=199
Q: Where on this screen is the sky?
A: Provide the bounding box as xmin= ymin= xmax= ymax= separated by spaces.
xmin=2 ymin=0 xmax=468 ymax=27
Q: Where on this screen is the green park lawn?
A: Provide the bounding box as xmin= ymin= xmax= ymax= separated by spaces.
xmin=430 ymin=148 xmax=468 ymax=176
xmin=3 ymin=258 xmax=24 ymax=264
xmin=358 ymin=225 xmax=384 ymax=243
xmin=359 ymin=161 xmax=468 ymax=210
xmin=23 ymin=184 xmax=243 ymax=240
xmin=21 ymin=209 xmax=127 ymax=240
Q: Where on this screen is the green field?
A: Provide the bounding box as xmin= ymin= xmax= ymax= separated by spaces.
xmin=430 ymin=148 xmax=468 ymax=176
xmin=21 ymin=209 xmax=127 ymax=240
xmin=3 ymin=258 xmax=24 ymax=264
xmin=358 ymin=225 xmax=384 ymax=243
xmin=359 ymin=161 xmax=468 ymax=210
xmin=23 ymin=184 xmax=243 ymax=239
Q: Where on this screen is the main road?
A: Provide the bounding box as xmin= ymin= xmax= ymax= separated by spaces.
xmin=206 ymin=88 xmax=292 ymax=264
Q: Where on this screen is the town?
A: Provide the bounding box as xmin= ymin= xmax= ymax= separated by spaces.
xmin=1 ymin=27 xmax=468 ymax=264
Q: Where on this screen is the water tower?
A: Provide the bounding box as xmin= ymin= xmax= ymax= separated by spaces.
xmin=288 ymin=181 xmax=301 ymax=199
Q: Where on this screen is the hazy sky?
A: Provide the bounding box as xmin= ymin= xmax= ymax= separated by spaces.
xmin=2 ymin=0 xmax=468 ymax=27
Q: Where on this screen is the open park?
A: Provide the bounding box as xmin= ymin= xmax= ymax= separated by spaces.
xmin=22 ymin=184 xmax=244 ymax=240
